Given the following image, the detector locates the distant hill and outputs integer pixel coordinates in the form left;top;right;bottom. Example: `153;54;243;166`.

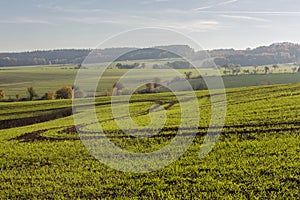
211;42;300;66
0;46;192;67
1;43;300;67
0;49;91;67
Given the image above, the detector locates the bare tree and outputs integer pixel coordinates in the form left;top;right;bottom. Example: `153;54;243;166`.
272;64;279;71
253;65;258;74
264;66;270;74
233;65;241;75
184;71;192;79
243;69;250;74
27;87;38;101
112;82;125;96
153;77;161;89
292;67;297;73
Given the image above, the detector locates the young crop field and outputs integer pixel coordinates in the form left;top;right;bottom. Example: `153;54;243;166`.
1;65;300;98
0;83;299;199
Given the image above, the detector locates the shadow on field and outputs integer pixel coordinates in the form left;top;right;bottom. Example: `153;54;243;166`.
9;128;79;142
0;108;72;129
10;119;300;143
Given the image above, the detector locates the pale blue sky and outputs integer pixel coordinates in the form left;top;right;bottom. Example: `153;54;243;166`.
1;0;300;52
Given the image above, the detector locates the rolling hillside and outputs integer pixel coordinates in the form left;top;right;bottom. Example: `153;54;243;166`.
0;84;299;198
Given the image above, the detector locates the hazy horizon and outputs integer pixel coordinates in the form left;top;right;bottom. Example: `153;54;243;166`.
0;41;299;54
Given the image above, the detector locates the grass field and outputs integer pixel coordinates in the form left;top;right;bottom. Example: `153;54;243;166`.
0;83;299;199
1;64;300;98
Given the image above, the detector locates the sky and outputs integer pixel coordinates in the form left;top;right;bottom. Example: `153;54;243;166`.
1;0;300;52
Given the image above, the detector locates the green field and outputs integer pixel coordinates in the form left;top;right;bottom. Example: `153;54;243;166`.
0;83;299;199
1;64;300;98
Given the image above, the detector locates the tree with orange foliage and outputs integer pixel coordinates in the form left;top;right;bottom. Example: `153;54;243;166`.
56;86;74;99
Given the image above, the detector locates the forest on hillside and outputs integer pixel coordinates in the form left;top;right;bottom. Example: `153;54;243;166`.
1;43;300;67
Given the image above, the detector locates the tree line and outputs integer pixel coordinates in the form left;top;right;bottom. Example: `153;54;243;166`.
221;64;300;75
2;43;300;67
0;86;85;102
212;42;300;66
0;49;90;67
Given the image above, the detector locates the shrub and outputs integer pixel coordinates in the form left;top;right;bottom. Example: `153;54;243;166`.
0;89;5;99
146;83;155;93
42;91;55;100
112;82;125;96
72;86;86;98
120;88;133;95
105;89;112;96
74;89;86;98
56;86;74;99
113;82;125;90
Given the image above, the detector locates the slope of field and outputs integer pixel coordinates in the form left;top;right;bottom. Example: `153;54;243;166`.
0;84;299;199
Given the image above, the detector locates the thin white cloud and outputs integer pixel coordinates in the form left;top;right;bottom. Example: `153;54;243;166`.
64;16;220;32
195;6;214;11
141;0;171;4
197;11;300;16
164;20;220;32
35;2;221;33
154;0;170;2
36;4;111;14
64;17;122;25
0;18;51;24
195;0;239;11
218;0;239;6
220;14;269;22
